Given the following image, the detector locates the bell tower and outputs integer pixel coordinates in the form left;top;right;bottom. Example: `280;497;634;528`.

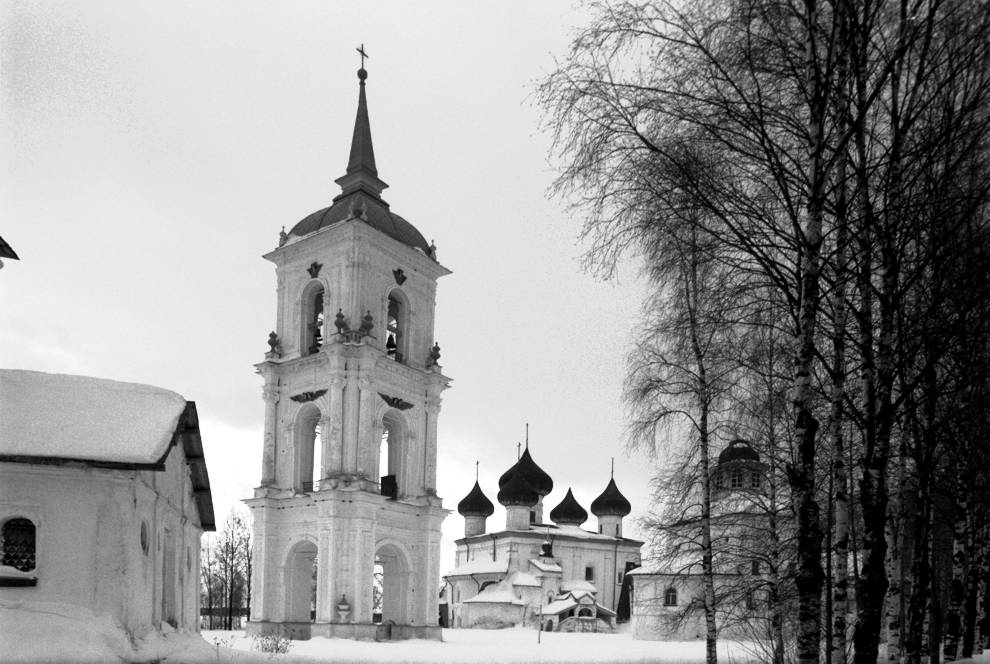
244;61;450;641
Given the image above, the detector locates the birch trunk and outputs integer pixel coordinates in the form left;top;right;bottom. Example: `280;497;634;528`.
944;474;969;661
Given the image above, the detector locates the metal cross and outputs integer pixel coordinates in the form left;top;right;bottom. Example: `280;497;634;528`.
356;44;369;68
516;442;522;460
475;460;479;481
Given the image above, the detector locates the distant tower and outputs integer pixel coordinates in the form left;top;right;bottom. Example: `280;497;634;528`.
244;61;451;641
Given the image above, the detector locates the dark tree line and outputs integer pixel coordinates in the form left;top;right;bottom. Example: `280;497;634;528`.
201;508;252;631
539;1;990;662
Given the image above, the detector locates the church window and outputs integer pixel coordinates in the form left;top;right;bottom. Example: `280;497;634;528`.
616;570;623;585
1;518;36;572
663;587;677;606
730;469;743;488
379;412;405;499
386;290;408;363
529;511;536;524
750;471;761;489
745;591;756;610
714;472;724;490
140;521;149;555
585;565;594;582
302;282;326;356
296;406;322;493
752;560;760;575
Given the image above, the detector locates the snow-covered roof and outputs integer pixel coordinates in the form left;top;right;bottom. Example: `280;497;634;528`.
0;369;215;531
561;579;597;595
457;522;643;546
507;571;541;587
528;558;562;574
0;370;187;465
444;557;509;578
463;586;523;605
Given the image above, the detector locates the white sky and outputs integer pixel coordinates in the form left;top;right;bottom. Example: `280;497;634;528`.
0;1;658;570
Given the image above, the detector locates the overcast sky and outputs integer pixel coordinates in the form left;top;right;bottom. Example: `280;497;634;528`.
0;1;657;569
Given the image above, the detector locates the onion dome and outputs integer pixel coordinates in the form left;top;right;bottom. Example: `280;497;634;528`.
498;448;553;497
550;488;588;526
457;480;495;518
590;478;632;517
497;467;539;507
718;439;760;465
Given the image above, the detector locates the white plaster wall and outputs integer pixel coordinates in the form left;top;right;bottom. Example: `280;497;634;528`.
0;445;205;638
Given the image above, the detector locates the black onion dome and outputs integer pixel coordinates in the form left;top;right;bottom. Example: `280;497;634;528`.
718;439;760;465
590;478;632;517
550;488;588;526
498;448;553;497
497;467;539;507
457;480;495;518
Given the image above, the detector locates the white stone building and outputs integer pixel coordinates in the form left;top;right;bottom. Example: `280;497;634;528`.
244;64;450;641
630;439;771;640
443;449;642;631
0;369;215;638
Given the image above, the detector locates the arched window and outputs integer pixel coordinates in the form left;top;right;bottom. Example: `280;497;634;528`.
385;290;408;363
296;406;322;492
663;587;677;606
2;518;36;572
379;412;406;499
302;282;326;356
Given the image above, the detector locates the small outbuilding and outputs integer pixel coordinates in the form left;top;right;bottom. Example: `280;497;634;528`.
0;369;215;641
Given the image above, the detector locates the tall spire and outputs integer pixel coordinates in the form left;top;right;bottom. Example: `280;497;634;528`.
334;49;388;200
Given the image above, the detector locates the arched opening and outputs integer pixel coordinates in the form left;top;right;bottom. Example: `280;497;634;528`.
302;282;326;356
385;290;408;363
372;559;384;623
296;406;322;492
578;607;593;618
374;543;411;625
479;580;497;592
378;412;405;499
285;540;318;622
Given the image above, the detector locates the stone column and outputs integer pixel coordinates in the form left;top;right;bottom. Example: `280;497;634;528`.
423;398;441;495
357;376;375;479
326;377;344;476
316;530;332;622
260;383;279;486
343;367;360;473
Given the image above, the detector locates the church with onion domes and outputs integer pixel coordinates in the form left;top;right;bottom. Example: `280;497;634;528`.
442;444;642;631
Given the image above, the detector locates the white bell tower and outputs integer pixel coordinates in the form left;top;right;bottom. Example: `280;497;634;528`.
244;60;450;641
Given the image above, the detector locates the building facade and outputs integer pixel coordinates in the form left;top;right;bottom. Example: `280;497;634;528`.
630;439;771;640
0;370;214;639
244;65;450;641
443;449;642;631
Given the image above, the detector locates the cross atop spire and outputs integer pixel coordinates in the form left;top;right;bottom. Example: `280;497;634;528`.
475;460;479;481
334;46;389;200
525;423;529;448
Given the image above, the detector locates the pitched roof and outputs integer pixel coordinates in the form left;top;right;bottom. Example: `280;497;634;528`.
444;557;509;578
0;369;215;531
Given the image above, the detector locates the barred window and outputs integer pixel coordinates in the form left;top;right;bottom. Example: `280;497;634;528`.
2;518;36;572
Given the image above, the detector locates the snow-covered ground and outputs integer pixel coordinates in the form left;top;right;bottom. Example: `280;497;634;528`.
202;627;760;663
6;601;990;664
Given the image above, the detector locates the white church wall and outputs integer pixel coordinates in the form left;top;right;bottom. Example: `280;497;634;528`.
0;442;205;638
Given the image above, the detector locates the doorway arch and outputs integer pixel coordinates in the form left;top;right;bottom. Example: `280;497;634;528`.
374;541;412;625
284;540;318;622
